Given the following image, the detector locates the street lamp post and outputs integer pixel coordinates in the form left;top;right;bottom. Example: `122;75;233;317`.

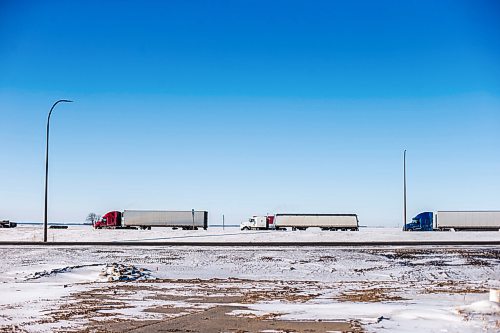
403;150;407;231
44;99;73;242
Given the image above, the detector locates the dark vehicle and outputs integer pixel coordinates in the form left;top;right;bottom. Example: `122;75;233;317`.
0;220;17;228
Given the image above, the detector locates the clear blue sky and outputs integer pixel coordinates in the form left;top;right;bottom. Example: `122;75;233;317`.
1;0;499;226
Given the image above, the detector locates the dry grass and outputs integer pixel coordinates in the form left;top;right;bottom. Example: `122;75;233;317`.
337;287;406;302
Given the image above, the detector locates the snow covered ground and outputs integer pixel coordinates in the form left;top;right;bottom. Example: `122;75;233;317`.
1;225;499;243
0;244;498;332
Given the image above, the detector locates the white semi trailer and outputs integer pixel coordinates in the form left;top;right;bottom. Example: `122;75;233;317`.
274;213;359;231
95;210;208;230
436;211;500;231
123;210;208;230
406;211;500;231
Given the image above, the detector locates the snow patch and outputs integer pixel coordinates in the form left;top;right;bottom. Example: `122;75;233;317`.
456;300;500;314
231;299;499;333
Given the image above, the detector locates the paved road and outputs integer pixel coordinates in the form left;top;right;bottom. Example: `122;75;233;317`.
1;240;500;246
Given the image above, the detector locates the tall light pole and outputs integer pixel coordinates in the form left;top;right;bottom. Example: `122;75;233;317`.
403;149;407;231
44;99;73;242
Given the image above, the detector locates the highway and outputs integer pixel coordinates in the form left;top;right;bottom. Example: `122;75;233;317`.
1;240;500;246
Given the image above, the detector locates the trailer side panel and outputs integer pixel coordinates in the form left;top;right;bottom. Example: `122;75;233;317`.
123;210;208;228
274;214;358;229
437;211;500;230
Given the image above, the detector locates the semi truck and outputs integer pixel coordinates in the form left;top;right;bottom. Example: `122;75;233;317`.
240;213;359;231
94;210;208;230
240;216;275;230
405;211;500;231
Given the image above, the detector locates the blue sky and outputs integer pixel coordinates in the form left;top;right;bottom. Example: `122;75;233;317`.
1;0;499;226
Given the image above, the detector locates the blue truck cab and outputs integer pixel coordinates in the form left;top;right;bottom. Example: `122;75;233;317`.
405;212;434;231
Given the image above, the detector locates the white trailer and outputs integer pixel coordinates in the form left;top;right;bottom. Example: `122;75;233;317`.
436;211;500;231
274;214;359;231
123;210;208;230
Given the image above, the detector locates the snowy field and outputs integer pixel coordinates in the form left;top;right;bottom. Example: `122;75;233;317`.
1;225;500;243
0;244;498;332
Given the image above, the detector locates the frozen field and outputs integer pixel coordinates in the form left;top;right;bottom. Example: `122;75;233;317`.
0;244;498;332
1;225;500;243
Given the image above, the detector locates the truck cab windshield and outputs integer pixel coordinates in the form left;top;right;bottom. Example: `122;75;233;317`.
411;219;419;225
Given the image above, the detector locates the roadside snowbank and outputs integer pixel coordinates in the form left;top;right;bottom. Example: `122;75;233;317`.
1;225;499;243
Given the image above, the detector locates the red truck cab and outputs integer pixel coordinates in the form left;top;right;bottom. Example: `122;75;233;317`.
267;215;275;226
94;211;122;229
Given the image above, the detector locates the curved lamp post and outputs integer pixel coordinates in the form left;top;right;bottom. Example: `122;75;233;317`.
44;99;73;242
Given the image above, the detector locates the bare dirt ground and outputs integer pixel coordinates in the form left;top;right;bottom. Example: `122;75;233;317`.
36;280;361;333
97;306;358;333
